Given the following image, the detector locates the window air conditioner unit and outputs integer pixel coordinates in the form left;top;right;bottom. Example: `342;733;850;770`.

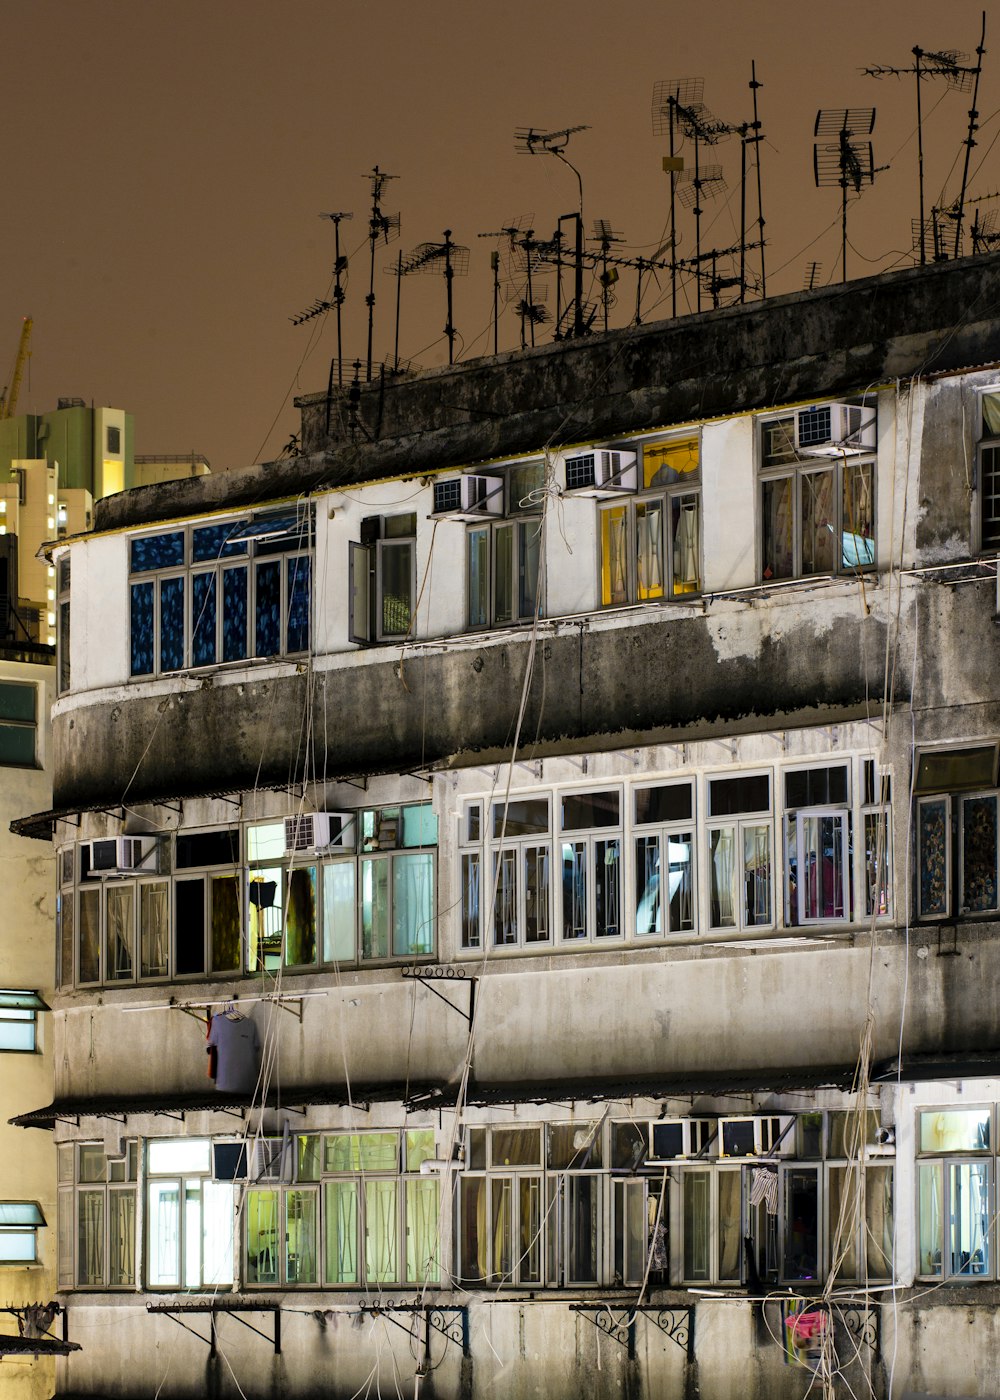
82;837;146;876
647;1117;716;1164
562;449;637;497
794;403;876;457
250;1137;286;1183
431;474;503;520
719;1115;792;1158
283;812;355;854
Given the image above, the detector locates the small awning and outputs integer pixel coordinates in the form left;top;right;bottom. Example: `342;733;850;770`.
0;991;49;1012
0;1336;81;1358
872;1050;1000;1084
227;512;310;544
0;1202;44;1226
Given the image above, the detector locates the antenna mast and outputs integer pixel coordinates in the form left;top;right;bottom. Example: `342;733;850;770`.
363;166;400;382
394;231;471;365
953;11;988;260
866;42;976;265
515;126;590;337
652;78;705;317
813;108;878;282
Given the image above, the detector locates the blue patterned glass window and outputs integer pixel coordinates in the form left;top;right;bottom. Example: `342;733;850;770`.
130;582;155;676
286;556;311;653
192;524;248;563
159;577;185;672
255;561;281;657
222;567;248;663
191;572;218;668
131;532;185;573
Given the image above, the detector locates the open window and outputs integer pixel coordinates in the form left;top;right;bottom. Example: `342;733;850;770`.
783;764;852;926
466;460;544;629
349;513;416;644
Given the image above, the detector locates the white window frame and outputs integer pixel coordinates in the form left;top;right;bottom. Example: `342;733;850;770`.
557;788;624;943
705;771;774;933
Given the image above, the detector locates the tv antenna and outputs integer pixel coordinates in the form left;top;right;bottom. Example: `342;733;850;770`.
952;12;988;263
591;219;625;332
865;44;977;265
813;109;878;282
291;212;354;390
803;261;823;291
515;126;590;337
653;83;731;312
391;230;470;367
652;77;704;317
477;217;533;354
363;166;400;382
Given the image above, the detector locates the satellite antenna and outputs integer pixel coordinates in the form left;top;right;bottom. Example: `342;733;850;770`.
363;166;400;381
865;42;977;264
392;231;470;366
591;220;624;332
813;109;877;282
652;78;704;316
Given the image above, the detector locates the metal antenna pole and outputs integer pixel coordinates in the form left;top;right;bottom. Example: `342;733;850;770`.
954;10;988;260
670;100;678;316
750;62;766;298
393;249;402;373
491;251;499;354
443;229;456;365
915;47;927;264
739;125;747;301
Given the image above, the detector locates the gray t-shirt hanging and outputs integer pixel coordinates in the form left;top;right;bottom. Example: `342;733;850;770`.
207;1014;261;1093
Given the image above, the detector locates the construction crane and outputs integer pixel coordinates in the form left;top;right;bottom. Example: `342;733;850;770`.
0;316;32;419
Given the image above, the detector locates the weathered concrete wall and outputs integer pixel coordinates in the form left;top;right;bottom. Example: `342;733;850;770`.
50;591;894;811
46;917;1000;1106
52;1289;993;1400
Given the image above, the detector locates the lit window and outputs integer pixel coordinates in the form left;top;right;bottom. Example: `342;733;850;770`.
0;1202;45;1263
0;990;47;1051
599;436;701;605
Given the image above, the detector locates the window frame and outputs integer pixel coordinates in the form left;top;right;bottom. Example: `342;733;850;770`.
758;411;877;582
0;679;37;769
145;1138;235;1290
916;1106;994;1281
915;744;1000;920
598;434;702;608
978;388;1000;551
349;513;418;645
58;1141;138;1289
0;990;47;1053
128;509;314;679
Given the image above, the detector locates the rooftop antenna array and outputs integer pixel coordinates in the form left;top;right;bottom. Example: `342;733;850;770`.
363;166;400;382
515;126;590;337
865;42;977;265
391;230;470;366
591;220;625;332
813;108;878;283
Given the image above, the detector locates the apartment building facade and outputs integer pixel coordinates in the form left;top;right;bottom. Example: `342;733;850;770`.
15;254;1000;1398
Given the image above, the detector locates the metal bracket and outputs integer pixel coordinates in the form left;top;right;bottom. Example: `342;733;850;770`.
645;1306;695;1360
402;967;475;1030
362;1303;469;1358
842;1305;880;1359
569;1304;636;1357
274;997;305;1022
146;1302;281;1356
